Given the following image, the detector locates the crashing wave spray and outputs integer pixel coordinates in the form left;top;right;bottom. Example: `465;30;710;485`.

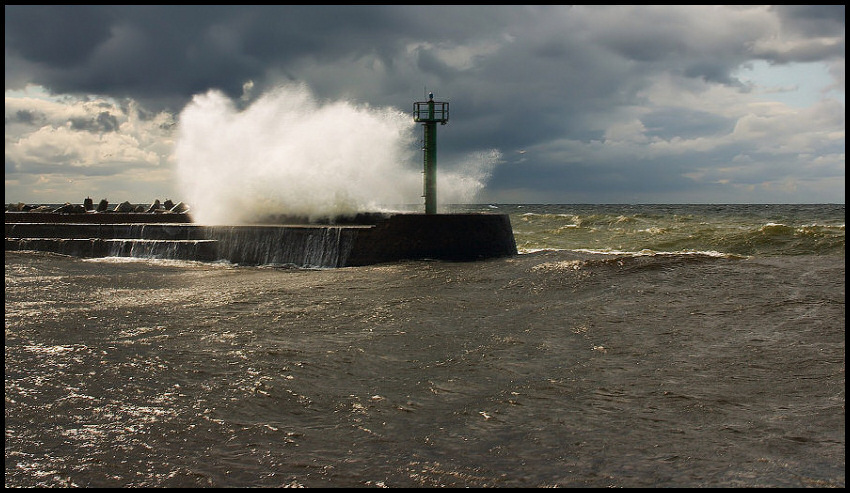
174;83;499;225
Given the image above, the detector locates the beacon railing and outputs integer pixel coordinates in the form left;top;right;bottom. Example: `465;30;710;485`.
412;101;449;124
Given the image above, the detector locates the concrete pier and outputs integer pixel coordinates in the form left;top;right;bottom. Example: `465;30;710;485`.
5;212;517;267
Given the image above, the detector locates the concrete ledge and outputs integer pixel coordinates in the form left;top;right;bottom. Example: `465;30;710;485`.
6;238;218;262
6;223;206;240
5;211;193;223
345;213;517;266
5;213;517;267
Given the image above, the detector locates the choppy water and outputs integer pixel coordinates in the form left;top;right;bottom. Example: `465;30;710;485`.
450;203;845;257
4;204;845;487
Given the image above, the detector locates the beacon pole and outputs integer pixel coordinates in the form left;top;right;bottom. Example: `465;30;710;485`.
413;92;449;214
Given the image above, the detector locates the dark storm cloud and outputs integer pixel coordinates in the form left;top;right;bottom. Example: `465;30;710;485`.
8;109;41;126
4;5;115;68
69;111;120;133
6;5;268;110
5;5;485;112
772;5;845;37
762;5;845;62
7;5;840;111
490;145;749;201
641;108;736;141
2;7;616;111
4;5;845;204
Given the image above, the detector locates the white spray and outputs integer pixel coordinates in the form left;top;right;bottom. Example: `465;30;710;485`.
174;83;499;224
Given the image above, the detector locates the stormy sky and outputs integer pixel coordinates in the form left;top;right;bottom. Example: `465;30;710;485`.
5;5;845;206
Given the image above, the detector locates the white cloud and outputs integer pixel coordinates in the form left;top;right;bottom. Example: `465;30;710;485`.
5;86;177;203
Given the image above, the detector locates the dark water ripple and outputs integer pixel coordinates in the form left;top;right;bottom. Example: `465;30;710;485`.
5;249;845;488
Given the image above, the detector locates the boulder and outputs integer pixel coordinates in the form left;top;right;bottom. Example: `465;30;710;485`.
113;201;135;212
169;201;190;213
52;203;85;213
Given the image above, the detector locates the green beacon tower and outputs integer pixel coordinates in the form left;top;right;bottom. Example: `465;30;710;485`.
413;92;449;214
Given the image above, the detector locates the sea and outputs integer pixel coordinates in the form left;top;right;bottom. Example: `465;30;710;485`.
4;203;845;488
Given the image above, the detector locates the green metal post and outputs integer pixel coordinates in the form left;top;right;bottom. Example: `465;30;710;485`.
414;92;448;215
424;97;437;214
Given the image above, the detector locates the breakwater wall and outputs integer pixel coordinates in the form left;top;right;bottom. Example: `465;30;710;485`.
5;213;517;267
